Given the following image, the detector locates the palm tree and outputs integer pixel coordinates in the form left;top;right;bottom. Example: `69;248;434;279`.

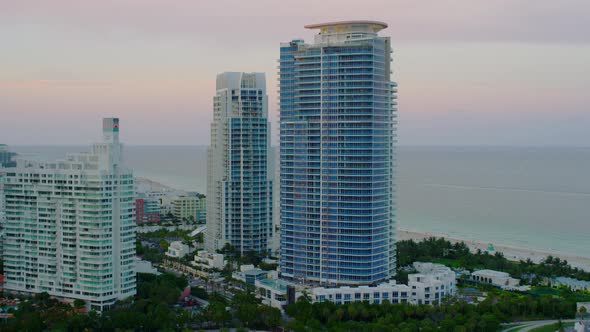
579;306;588;319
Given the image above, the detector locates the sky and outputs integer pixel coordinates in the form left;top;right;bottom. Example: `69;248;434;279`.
0;0;589;146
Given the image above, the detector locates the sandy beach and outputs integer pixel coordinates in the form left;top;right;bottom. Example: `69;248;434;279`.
398;229;590;272
133;175;590;272
135;177;186;195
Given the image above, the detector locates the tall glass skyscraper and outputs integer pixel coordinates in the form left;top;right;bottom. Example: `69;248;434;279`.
206;72;273;254
279;21;397;286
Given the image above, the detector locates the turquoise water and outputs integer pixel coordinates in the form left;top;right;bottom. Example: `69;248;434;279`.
10;145;590;257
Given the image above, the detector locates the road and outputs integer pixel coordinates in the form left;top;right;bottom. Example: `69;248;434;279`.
160;264;235;299
502;319;576;332
188;275;234;299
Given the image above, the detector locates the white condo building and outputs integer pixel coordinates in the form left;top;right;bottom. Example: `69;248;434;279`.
255;262;456;310
0;170;5;255
409;262;456;305
206;72;273;254
1;118;136;311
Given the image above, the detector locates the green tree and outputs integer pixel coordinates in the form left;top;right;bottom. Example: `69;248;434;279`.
73;298;86;309
579;305;588;318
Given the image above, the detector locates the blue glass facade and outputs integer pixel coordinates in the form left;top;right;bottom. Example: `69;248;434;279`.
224;114;272;252
279;23;397;285
206;73;273;254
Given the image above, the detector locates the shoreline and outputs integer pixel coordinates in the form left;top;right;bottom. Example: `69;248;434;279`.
132;175;590;272
398;229;590;272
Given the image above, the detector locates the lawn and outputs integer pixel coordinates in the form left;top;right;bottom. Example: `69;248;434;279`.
529;287;590;302
529;287;562;297
432;258;462;268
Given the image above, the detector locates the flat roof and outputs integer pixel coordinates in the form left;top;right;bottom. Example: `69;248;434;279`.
473;269;510;277
304;20;388;30
244;268;268;276
258;278;293;290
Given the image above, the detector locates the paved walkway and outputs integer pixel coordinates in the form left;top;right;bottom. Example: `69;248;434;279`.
502;319;576;332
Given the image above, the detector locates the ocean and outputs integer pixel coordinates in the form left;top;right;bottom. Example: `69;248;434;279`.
10;145;590;258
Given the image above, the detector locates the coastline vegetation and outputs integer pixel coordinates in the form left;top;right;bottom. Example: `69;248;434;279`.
397;237;590;282
2;237;588;331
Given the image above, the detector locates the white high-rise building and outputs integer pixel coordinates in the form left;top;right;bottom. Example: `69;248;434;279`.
1;118;136;311
0;170;5;256
206;72;273;254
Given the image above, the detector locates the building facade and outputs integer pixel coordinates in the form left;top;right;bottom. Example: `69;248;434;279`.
193;250;226;270
256;277;294;309
0;144;17;168
171;194;206;222
135;196;160;224
165;241;191;258
311;281;410;305
206;72;273;254
409;262;456;305
1;118;136;311
0;171;5;256
553;277;590;292
279;21;397;285
470;269;522;290
255;263;456;310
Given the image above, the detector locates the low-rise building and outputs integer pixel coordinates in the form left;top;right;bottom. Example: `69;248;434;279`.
471;269;521;290
193;250;226;270
409;262;456;305
166;241;191;258
135;195;160;224
256;278;297;309
311;281;411;305
254;262;457;310
239;264;256;272
233;268;269;285
554;277;590;292
172;194;206;222
191;250;225;279
135;258;161;275
159;195;175;215
575;321;590;332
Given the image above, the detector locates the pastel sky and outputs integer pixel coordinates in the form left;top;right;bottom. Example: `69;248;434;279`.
1;0;589;146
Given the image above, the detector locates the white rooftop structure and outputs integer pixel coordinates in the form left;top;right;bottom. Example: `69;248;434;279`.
255;262;457;310
190;225;207;238
193;250;226;270
555;277;590;292
471;269;524;290
166;241;191;258
409;262;456;305
256;277;299;309
311;281;411;305
135;257;160;275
